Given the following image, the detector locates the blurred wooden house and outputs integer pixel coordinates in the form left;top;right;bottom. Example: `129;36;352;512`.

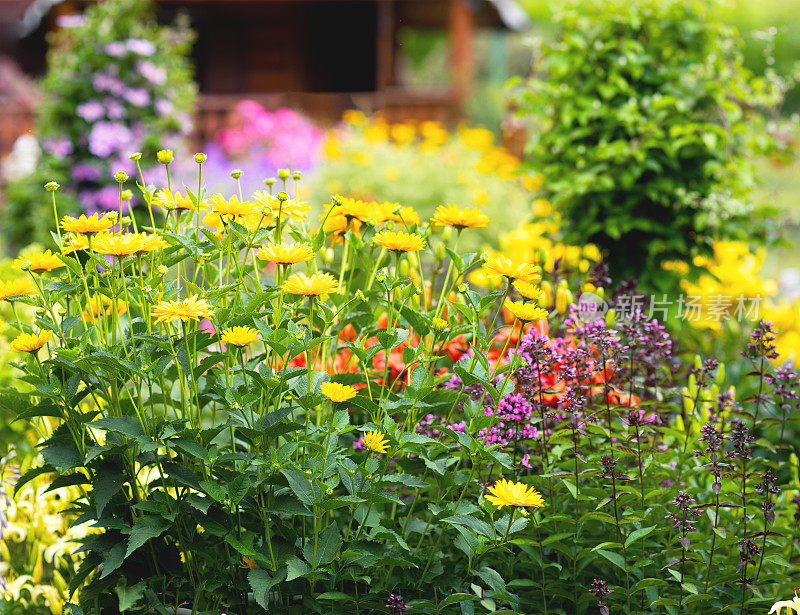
0;0;529;155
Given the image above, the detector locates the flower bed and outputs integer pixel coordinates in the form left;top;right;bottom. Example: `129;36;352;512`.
0;153;798;613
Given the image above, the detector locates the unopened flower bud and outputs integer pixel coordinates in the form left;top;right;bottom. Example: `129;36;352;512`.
156;149;174;164
435;244;446;261
58;308;66;317
355;290;366;302
129;152;142;161
157;265;168;275
261;205;273;217
44;181;60;192
295;330;306;343
442;226;453;243
605;308;616;327
277;191;288;202
114;171;128;183
291;171;303;181
194;152;207;164
376;272;387;284
18;261;31;272
431;317;447;332
399;259;409;277
121;190;133;201
331;194;343;207
278;169;290;181
458;283;468;293
120;216;132;226
231;169;243;179
105;211;119;223
264;178;276;187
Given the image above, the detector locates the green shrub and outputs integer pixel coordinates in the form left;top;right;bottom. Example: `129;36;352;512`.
515;0;787;289
1;0;195;248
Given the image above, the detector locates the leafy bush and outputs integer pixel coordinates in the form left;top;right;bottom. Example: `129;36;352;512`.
515;0;787;289
1;0;195;247
1;153;799;613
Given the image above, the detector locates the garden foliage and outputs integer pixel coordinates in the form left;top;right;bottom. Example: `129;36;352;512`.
310;111;537;247
516;0;788;288
0;153;798;614
1;0;195;247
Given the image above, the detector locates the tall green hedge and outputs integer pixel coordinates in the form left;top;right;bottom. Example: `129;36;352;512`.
516;0;787;289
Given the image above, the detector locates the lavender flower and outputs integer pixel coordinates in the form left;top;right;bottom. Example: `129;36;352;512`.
105;41;127;57
589;579;611;615
385;593;409;614
105;98;126;120
124;87;150;108
696;423;727;492
77;100;106;122
88;122;132;158
727;419;754;460
137;60;167;85
126;38;156;56
754;470;780;525
743;319;779;361
155;99;174;117
665;491;702;547
43;136;74;158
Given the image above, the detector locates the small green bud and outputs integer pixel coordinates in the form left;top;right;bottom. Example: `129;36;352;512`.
157;265;168;275
442;226;453;243
264;178;277;187
291;171;302;181
194;152;207;164
230;169;243;179
278;169;290;181
18;261;31;272
261;205;274;217
105;211;119;223
114;171;128;183
58;308;66;317
458;283;468;293
605;308;616;327
121;189;133;201
295;330;306;343
120;216;132;227
399;259;409;277
331;194;343;207
376;272;387;284
44;181;60;192
435;244;446;261
156;149;174;164
129;152;142;161
277;191;289;202
355;289;366;302
431;317;447;332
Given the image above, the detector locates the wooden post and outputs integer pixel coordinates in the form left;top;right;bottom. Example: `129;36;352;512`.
449;0;474;104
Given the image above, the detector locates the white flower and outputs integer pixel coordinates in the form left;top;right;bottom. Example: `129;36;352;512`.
769;594;800;615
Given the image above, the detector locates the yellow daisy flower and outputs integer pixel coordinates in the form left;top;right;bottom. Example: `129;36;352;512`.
484;255;540;283
373;231;426;253
91;233;149;257
252;191;311;222
281;273;339;296
61;235;90;254
363;430;389;454
505;301;548;322
0;278;38;302
485;478;544;509
13;250;64;272
10;330;53;353
514;280;544;301
153;295;215;324
320;382;357;402
220;326;260;347
256;242;314;265
82;295;127;322
151;189;202;211
61;213;113;234
210;194;259;219
430;204;489;229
